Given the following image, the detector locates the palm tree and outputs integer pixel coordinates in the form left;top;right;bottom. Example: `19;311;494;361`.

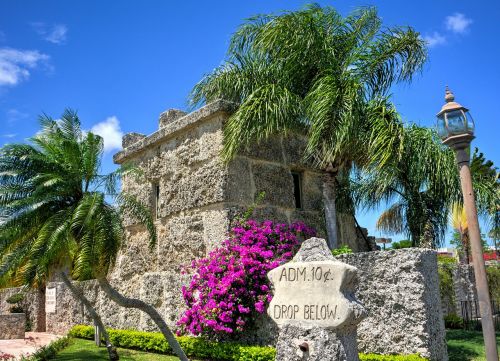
189;4;427;249
0;111;189;361
0;112;119;360
450;203;470;263
354;125;456;247
354;126;499;248
488;226;499;262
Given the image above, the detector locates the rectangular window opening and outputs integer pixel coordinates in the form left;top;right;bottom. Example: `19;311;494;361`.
291;171;303;209
153;183;160;219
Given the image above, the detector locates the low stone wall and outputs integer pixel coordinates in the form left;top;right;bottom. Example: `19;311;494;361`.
0;287;45;332
337;249;448;361
4;249;447;360
44;274;188;335
0;313;25;339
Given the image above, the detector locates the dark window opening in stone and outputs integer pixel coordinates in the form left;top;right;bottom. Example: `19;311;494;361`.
291;171;303;209
153;183;160;219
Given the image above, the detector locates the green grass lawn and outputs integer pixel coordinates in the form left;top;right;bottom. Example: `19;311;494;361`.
53;331;499;361
446;329;500;361
53;338;181;361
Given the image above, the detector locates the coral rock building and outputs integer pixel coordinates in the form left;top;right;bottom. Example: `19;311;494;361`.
111;100;373;327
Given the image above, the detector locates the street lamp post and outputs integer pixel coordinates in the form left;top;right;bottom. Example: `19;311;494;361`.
437;87;499;361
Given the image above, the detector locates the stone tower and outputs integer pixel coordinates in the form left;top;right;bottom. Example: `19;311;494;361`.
110;100;372;329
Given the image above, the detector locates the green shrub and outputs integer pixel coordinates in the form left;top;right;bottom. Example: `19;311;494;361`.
486;264;500;303
7;293;25;314
236;346;276;361
20;337;71;361
69;325;426;361
69;325;274;361
437;260;456;313
332;244;353;256
437;255;457;265
360;354;427;361
6;293;24;304
444;314;464;329
391;240;413;249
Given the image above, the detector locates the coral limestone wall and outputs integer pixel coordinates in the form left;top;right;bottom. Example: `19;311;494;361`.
338;249;448;361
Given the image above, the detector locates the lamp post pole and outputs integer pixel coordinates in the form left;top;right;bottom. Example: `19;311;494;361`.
437;88;498;361
454;143;498;361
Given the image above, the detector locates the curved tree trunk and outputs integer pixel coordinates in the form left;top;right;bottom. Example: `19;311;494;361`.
60;272;119;361
323;170;338;250
97;277;189;361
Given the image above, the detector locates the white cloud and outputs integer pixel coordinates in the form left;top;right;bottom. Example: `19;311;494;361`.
422;32;447;48
45;25;67;44
32;23;67;44
91;116;123;152
445;13;472;34
0;48;49;86
1;133;17;138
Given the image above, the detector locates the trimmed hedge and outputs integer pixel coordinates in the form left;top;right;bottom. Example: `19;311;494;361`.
69;325;275;361
69;325;427;361
360;355;427;361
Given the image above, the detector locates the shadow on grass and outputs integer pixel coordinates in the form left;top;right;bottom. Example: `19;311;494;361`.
446;329;499;361
55;350;108;361
447;344;482;361
55;348;141;361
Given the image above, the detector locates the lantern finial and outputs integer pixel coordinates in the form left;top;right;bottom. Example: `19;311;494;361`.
445;86;455;103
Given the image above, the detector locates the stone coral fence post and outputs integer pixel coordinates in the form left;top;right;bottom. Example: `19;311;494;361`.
267;237;366;361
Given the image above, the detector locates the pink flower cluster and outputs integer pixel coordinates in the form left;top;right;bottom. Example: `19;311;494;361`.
177;220;316;336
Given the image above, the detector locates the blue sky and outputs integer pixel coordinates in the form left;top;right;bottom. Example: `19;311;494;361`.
1;1;499;246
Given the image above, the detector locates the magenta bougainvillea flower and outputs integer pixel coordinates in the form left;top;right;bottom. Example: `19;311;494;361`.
177;220;316;336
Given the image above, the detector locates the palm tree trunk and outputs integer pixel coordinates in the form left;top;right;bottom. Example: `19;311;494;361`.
59;272;119;361
463;234;470;264
97;277;189;361
323;170;338;250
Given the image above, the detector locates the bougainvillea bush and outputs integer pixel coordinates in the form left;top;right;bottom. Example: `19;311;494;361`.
177;220;316;337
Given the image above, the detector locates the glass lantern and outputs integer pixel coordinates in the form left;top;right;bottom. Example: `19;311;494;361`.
436;88;475;142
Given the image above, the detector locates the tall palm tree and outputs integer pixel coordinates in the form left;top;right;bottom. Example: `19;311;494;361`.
189;4;427;249
0;111;188;361
0;112;119;359
450;203;470;263
354;125;499;248
354;125;456;247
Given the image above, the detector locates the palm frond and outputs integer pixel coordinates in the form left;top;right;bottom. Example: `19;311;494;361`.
222;84;305;160
376;201;405;234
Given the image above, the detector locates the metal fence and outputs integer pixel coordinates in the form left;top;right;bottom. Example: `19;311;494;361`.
460;300;500;331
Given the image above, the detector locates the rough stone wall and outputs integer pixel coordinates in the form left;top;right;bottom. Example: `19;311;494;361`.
337;249;448;361
40;249;448;361
45;281;91;334
453;264;477;316
231;135;368;252
0;313;25;339
0;287;45;332
104;100;369;333
43;276;189;335
110;106;231;332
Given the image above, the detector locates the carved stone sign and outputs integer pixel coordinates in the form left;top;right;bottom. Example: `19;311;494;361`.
268;261;360;329
45;287;56;314
268;238;367;360
268;238;365;330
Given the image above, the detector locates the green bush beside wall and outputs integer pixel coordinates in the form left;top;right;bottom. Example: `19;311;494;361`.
69;325;427;361
359;354;428;361
69;325;274;361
